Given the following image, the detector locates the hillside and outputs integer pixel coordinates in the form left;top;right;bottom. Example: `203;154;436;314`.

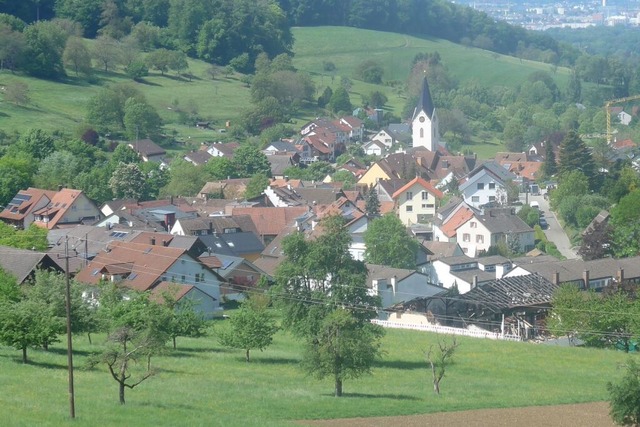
0;26;570;149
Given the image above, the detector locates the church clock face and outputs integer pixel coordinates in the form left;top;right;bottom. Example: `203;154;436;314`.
419;116;426;123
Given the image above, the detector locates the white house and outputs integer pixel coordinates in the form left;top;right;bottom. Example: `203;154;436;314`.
459;162;516;208
367;264;443;312
618;110;632;126
363;139;386;156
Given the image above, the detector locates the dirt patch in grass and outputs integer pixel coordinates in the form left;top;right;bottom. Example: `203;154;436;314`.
300;401;615;427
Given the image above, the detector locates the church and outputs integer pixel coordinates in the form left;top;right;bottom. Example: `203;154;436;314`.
411;77;440;151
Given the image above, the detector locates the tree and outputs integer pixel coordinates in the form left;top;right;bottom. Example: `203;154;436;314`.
91;286;170;404
301;308;383;397
125;59;148;80
218;294;279;362
123;97;162;140
0;222;48;251
232;145;272;178
364;213;419;269
109;162;145;200
329;87;352;113
86;84;146;133
331;170;356;189
161;159;208;197
0;268;20;304
244;173;270;199
542;141;557;178
608;359;640;426
426;336;459;394
610;190;640;258
22;20;68;78
364;187;380;218
0;155;35;207
550;170;588;211
273;215;384;395
145;48;171;75
154;286;206;350
204;156;236;181
10;128;55;160
34;150;82;190
0;298;61;363
92;35;119;72
63;36;92;76
557;131;596;190
355;60;383;84
0;24;25;71
579;219;612;261
546;284;589;345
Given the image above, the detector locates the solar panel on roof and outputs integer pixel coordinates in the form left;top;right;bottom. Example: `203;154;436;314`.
14;194;31;201
128;272;138;280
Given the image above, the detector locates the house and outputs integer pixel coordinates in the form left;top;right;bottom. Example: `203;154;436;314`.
198;178;251;200
0;187;57;229
96;203;197;232
358;152;430;188
0;246;64;284
391;176;444;226
149;281;217;314
183;149;213;166
455;208;535;257
226;206;310;245
338;116;365;141
412;77;440;151
206;142;240;158
31;188;101;230
75;240;224;317
266;154;298;179
199;253;266;298
427;254;512;293
128;139;166;163
366;264;442;312
504;255;639;291
459;162;516;208
613;107;632;126
362;140;386;156
263;140;299;155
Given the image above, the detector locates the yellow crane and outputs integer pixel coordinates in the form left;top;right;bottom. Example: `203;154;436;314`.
605;94;640;144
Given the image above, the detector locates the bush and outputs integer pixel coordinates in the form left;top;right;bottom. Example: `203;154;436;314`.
608;359;640;426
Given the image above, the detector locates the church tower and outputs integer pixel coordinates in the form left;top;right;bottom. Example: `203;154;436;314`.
411;77;439;151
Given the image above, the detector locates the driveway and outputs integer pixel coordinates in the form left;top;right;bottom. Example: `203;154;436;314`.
522;192;578;260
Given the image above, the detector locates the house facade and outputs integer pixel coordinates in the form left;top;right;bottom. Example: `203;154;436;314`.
391;176;443;226
32;188;101;230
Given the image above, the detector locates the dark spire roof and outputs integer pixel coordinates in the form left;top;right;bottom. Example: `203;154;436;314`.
413;77;435;120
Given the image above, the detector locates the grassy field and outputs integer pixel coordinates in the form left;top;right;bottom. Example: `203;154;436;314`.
0;324;629;427
0;26;571;151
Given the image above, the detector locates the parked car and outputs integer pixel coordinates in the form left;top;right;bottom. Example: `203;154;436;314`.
539;217;548;229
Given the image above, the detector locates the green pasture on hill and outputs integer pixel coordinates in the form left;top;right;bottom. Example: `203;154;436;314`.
0;325;629;426
0;26;571;146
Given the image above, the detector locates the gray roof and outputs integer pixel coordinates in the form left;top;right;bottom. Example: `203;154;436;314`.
413;77;435;120
387;123;411;135
477;209;533;234
264;141;298;153
184;150;213;165
0;246;62;284
366;264;416;288
267;154;295;176
198;232;264;257
514;256;640;284
458;274;557;311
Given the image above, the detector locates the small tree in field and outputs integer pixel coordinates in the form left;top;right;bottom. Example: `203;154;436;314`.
426;336;459;395
608;359;640;426
218;294;279;362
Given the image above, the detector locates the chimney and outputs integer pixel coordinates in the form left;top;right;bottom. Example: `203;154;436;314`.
150;237;156;245
552;271;560;286
58;185;63;191
209;221;213;234
472;275;478;289
617;268;624;283
207;247;212;256
162;239;168;247
582;270;590;290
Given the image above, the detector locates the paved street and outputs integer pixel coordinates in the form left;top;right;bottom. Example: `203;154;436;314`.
521;192;579;260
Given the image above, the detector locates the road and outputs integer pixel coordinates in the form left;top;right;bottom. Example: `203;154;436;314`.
521;192;579;260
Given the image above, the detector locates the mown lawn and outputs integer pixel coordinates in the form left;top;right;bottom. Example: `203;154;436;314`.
0;325;629;427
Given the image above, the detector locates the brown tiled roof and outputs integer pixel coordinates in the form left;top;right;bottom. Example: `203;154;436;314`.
198;255;223;269
0;187;56;222
229;206;309;236
76;241;187;292
32;188;91;229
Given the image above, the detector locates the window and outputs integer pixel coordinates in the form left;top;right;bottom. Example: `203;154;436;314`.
463;247;468;253
422;191;429;200
476;235;484;243
181;275;186;283
406;191;413;201
477;183;484;190
489;183;495;189
406;205;413;212
420;128;424;138
489;196;496;201
463;233;470;242
472;196;479;202
71;205;77;211
422;203;435;209
470;221;477;228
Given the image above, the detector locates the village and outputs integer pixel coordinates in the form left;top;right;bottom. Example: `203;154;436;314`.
1;76;636;343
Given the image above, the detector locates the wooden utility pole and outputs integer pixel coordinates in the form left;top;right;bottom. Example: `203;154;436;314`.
64;237;76;418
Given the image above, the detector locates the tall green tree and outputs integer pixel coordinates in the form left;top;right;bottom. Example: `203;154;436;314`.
22;20;68;78
364;188;381;218
63;36;92;76
543;141;557;177
329;87;352;113
123;97;162;140
610;190;640;258
364;213;418;269
273;215;383;396
608;359;640;426
232;145;272;178
109;162;146;200
557;131;596;189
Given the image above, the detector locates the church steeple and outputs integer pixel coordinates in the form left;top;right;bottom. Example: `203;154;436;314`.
411;76;439;151
413;77;435;120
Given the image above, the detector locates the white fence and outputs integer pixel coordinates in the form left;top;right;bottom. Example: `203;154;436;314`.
371;319;521;341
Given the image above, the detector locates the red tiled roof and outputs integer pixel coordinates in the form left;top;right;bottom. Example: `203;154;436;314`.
0;187;56;222
391;176;444;200
32;188;88;229
149;282;195;303
441;207;474;238
230;206;309;236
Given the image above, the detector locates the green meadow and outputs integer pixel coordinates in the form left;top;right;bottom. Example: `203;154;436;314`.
0;26;570;155
0;325;629;426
